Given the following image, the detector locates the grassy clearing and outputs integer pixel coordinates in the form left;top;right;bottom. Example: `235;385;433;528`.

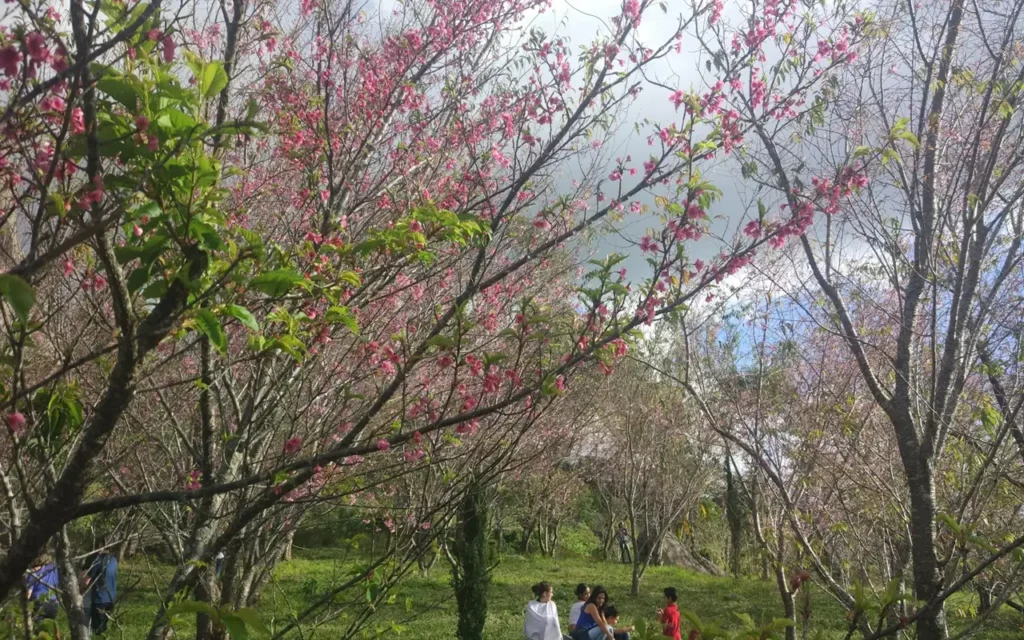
97;551;1023;638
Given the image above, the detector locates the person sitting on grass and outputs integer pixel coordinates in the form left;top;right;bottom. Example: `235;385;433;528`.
524;581;564;640
568;583;590;635
572;586;632;640
588;605;633;640
656;587;681;640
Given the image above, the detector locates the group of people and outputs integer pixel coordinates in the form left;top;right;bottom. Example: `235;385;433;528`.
524;582;682;640
23;549;119;637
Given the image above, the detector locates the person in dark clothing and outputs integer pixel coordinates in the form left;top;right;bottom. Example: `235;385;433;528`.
25;554;60;635
85;551;118;635
616;524;631;564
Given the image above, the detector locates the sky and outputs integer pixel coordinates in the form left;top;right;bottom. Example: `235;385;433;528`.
524;0;754;279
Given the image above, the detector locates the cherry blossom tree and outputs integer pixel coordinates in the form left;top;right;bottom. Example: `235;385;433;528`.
732;0;1024;636
0;0;871;635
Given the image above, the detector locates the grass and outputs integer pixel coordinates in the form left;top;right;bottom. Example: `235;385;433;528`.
94;551;1024;639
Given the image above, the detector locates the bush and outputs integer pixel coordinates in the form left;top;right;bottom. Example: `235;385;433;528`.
558;523;601;558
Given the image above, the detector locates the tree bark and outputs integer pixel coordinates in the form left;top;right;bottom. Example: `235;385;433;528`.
57;526;90;640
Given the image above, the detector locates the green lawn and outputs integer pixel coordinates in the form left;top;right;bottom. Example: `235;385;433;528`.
102;551;1023;639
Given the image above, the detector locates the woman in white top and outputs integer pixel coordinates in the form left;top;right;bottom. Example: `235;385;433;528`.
567;583;590;634
524;582;564;640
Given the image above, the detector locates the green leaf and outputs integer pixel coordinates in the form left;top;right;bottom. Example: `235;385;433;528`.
681;610;704;631
425;335;456;350
325;306;359;334
165;600;217;619
224;304;259;331
127;265;152;294
96;76;142;110
250;269;309;297
233;608;269;635
153;108;199;134
339;270;361;288
734;613;755;628
938;512;961;536
194;309;228;353
200;62;230;98
220;615;248;640
114;233;168;267
0;274;36;322
272;335;306;362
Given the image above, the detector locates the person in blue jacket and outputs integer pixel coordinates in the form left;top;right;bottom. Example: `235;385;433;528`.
25;554;59;628
85;549;118;634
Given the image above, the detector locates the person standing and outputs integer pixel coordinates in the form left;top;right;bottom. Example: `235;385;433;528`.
524;582;563;640
85;550;118;634
25;554;60;634
616;524;631;564
656;587;681;640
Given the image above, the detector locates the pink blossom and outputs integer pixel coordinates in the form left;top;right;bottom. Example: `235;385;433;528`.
377;438;390;451
147;29;162;41
135;115;150;131
743;221;761;238
161;36;175;63
608;170;622;181
670;90;685;110
41;95;65;113
709;0;724;24
5;411;26;435
283;437;302;454
71;108;85;134
0;47;21;77
50;53;68;73
25;33;49;62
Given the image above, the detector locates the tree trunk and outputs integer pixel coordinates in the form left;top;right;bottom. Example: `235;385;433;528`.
772;531;796;640
283;529;295;561
194;568;216;640
602;519;615;561
57;526;90;640
520;520;534;554
900;438;947;639
453;481;491;640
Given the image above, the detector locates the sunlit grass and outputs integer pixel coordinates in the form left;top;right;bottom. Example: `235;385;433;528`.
93;552;1024;639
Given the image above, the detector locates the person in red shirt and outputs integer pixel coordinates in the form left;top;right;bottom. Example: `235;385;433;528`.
656;587;682;640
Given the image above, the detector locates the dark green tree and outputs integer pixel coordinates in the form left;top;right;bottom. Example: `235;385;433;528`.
452;481;491;640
